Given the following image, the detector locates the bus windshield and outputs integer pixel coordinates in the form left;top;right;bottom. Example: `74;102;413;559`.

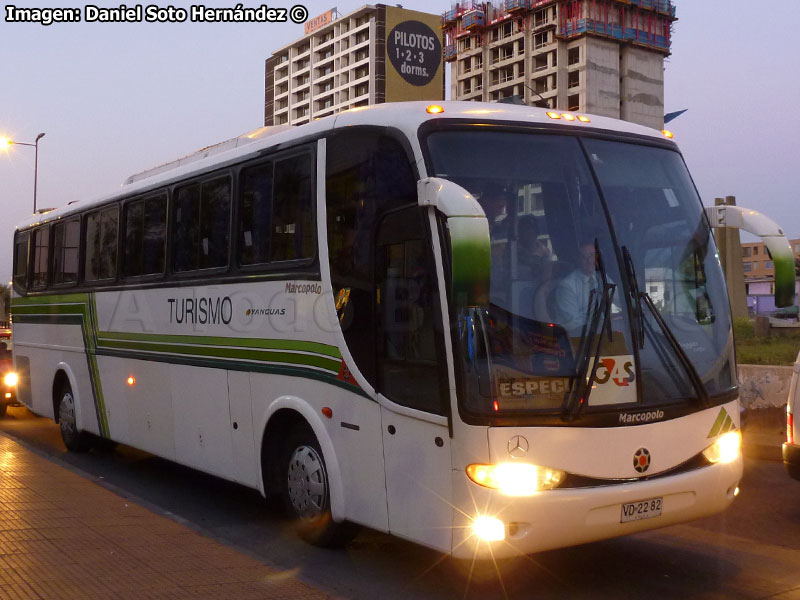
425;128;735;421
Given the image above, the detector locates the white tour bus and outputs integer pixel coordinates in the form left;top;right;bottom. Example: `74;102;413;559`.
10;102;796;559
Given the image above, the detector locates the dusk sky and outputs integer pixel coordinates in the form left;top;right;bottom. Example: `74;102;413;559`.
2;1;799;280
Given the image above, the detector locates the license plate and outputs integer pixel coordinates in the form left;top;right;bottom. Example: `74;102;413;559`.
620;497;663;523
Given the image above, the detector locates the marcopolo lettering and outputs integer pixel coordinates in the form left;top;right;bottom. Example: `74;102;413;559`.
285;282;322;294
168;297;233;325
618;410;665;424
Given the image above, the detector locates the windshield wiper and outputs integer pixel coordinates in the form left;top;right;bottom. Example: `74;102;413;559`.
622;247;645;349
621;246;710;407
563;282;616;420
563;240;616;420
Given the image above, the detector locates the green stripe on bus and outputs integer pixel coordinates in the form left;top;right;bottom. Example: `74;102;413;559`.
12;303;88;315
97;347;368;398
95;331;341;359
87;294;110;436
12;293;90;306
97;338;341;372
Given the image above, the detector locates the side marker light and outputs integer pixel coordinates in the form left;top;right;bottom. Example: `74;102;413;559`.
127;376;136;386
426;105;445;114
662;129;674;139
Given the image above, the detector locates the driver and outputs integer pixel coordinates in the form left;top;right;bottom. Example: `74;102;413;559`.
555;241;602;337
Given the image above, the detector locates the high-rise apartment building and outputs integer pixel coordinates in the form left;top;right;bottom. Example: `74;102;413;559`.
443;0;676;130
265;5;444;127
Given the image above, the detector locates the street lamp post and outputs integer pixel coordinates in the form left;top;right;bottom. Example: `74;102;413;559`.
2;133;46;213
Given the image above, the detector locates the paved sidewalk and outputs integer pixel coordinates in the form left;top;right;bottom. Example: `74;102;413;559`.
0;434;328;600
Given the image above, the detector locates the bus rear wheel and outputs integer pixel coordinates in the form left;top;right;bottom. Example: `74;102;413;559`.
280;425;357;547
58;383;90;452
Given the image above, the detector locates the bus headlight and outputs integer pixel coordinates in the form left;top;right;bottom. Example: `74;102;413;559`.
466;463;565;495
702;431;741;464
3;372;17;387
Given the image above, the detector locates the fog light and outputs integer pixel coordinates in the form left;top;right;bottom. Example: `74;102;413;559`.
3;372;17;387
702;430;741;464
472;516;505;542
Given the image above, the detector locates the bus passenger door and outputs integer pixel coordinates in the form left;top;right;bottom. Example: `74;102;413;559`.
376;207;453;553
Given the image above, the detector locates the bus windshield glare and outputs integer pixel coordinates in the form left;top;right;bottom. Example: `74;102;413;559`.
425;129;736;421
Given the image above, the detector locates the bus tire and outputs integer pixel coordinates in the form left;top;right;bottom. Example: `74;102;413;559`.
58;383;90;453
280;424;357;547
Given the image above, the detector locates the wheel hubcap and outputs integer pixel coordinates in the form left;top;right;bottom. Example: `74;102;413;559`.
287;445;327;519
60;392;77;437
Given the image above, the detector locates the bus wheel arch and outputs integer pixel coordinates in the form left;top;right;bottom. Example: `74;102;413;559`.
52;369;71;423
52;367;90;452
260;405;355;546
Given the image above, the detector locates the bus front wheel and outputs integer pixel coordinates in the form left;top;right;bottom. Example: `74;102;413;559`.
280;425;357;547
58;383;90;452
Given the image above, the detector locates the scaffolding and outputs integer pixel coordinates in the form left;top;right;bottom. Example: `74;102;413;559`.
441;0;675;62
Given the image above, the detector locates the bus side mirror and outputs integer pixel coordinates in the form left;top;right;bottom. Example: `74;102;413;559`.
705;205;796;308
418;178;490;308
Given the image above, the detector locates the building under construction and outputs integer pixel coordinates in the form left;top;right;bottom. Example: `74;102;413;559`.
442;0;676;130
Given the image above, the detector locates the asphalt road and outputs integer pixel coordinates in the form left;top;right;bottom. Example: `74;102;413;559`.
1;404;799;600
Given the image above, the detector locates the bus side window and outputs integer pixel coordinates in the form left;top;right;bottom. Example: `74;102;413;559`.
85;206;119;282
239;162;274;265
273;154;314;261
13;233;30;293
124;193;167;277
31;226;50;289
53;219;80;285
173;177;231;272
200;178;231;270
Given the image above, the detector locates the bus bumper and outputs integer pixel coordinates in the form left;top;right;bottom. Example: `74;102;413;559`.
450;458;742;559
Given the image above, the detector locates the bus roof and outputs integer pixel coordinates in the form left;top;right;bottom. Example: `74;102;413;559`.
14;101;671;231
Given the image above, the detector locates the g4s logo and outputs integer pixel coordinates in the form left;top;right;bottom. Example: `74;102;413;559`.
595;358;635;387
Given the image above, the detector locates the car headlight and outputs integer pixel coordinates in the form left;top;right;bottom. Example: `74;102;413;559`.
702;430;741;464
3;372;17;387
466;462;565;495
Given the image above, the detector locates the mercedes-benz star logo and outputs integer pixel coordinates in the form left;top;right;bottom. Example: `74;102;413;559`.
507;435;529;458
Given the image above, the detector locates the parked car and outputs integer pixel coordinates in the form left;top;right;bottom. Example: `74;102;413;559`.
784;350;800;480
773;306;799;322
0;330;16;417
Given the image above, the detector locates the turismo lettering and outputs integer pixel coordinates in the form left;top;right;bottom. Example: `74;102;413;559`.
168;297;232;325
